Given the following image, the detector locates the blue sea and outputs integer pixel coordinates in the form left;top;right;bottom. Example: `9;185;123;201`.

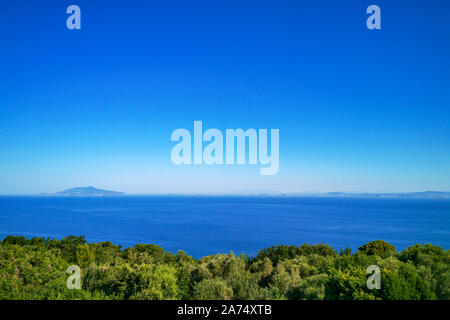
0;196;449;258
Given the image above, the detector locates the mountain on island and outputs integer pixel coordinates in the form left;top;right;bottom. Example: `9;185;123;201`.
45;186;125;197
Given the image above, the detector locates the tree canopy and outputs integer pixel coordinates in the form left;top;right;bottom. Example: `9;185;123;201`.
0;236;448;300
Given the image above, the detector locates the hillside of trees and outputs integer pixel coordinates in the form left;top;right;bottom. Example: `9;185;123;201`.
0;235;448;300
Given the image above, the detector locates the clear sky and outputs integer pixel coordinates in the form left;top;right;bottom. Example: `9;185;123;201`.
0;0;449;194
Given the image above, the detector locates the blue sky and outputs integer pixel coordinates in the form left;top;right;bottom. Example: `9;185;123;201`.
0;0;449;194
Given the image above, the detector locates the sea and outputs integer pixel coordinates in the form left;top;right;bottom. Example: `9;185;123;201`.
0;196;449;258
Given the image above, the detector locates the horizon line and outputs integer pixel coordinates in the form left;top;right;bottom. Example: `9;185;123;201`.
1;190;450;197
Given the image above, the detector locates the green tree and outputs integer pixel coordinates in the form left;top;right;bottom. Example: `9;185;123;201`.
193;278;233;300
358;240;396;258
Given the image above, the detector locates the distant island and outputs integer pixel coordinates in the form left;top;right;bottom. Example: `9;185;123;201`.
36;188;450;199
41;186;125;197
281;191;450;199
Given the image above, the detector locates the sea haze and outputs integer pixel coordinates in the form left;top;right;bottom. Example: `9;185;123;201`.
0;196;449;258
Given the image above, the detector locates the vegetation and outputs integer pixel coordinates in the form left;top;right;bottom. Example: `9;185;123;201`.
0;236;448;300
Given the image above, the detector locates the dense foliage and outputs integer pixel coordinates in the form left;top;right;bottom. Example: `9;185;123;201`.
0;236;448;300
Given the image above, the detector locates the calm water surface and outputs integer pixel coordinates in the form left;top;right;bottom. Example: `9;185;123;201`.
0;196;449;258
